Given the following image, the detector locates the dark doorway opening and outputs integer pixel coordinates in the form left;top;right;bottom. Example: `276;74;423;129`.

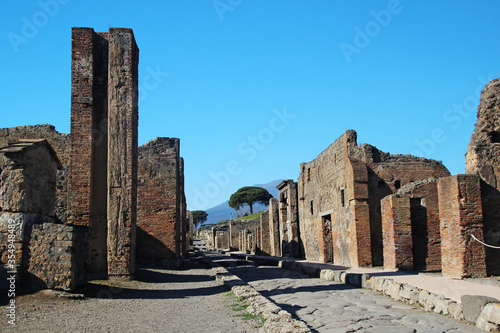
322;214;333;263
410;198;428;271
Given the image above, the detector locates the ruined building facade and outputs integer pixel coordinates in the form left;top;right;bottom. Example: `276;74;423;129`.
0;27;189;291
298;130;450;268
205;78;500;280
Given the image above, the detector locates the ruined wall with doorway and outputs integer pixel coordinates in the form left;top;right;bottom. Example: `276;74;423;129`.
298;130;449;268
277;180;301;258
226;219;260;252
381;178;442;271
298;131;362;265
362;150;450;266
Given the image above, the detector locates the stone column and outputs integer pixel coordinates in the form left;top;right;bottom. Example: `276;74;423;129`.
107;28;139;277
69;27;108;274
268;198;280;256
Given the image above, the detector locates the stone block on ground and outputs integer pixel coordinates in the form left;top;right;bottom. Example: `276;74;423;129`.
320;269;335;281
476;303;500;332
462;295;500;323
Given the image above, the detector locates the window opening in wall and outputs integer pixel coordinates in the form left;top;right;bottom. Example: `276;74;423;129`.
489;131;500;143
395;180;401;190
310;201;314;215
340;189;345;207
378;180;385;189
307;168;311;181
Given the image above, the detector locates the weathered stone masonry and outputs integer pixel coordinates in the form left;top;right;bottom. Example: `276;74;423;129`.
277;180;301;258
69;27;139;278
0;27;190;291
297;130;450;268
0;125;69;222
0;140;88;291
465;78;500;276
137;137;187;262
382;178;442;272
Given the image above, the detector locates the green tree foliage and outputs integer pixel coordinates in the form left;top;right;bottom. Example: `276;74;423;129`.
228;186;273;215
192;210;208;228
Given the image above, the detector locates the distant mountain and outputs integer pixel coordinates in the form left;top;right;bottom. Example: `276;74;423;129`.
204;179;284;225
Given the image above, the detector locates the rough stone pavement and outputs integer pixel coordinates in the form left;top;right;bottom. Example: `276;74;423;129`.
227;264;481;333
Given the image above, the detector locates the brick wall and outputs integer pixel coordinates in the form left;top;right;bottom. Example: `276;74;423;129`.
382;179;443;272
381;195;412;270
69;27;109;274
366;162;450;266
137;138;184;261
299;131;372;266
465;79;500;276
69;27;139;277
298;130;449;268
438;175;486;278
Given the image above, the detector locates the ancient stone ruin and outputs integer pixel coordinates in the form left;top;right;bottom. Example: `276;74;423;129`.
0;140;88;290
0;27;189;292
137;137;188;267
69;27;139;278
203;78;500;280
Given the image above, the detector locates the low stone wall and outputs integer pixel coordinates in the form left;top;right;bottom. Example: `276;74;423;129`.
0;214;89;292
26;223;89;290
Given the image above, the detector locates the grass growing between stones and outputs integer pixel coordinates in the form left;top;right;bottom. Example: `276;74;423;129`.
225;292;265;328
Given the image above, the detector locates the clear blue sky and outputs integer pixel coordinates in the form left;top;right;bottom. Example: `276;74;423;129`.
1;1;500;210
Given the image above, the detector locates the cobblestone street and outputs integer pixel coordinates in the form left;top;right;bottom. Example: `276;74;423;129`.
227;264;480;333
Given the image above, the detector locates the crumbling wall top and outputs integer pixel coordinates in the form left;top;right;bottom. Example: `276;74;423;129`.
139;137;180;158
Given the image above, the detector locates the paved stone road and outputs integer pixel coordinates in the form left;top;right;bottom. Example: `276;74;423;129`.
227;265;481;333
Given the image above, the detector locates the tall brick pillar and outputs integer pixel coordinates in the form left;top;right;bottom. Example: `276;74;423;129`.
381;195;413;270
438;175;486;278
69;27;109;274
107;28;139;277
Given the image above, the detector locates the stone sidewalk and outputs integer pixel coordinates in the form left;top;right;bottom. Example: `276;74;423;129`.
227;264;481;333
223;251;500;331
229;252;500;303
